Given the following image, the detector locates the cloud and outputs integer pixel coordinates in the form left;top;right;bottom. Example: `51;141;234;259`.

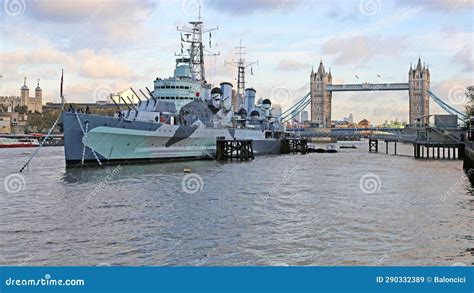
27;0;156;22
64;80;134;103
2;46;136;79
395;0;474;11
2;47;76;71
322;36;406;65
452;45;474;73
77;50;135;79
431;78;474;108
206;0;299;15
26;0;157;42
274;59;306;71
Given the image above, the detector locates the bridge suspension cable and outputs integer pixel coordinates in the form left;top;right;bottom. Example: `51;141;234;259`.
276;92;310;121
428;90;468;121
279;96;311;122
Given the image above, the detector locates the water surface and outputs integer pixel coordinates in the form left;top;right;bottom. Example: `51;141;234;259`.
0;143;472;266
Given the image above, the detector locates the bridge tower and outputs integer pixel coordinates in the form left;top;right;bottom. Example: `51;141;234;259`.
408;58;430;125
310;60;332;128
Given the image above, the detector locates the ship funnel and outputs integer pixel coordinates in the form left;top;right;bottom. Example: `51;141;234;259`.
220;82;233;110
245;88;256;114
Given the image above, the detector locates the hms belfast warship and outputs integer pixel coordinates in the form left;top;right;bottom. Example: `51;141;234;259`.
61;18;283;166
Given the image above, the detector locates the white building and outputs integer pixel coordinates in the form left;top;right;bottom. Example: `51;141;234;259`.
343;113;353;124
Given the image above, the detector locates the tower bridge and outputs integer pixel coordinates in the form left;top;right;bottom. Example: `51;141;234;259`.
310;58;430;128
276;58;467;128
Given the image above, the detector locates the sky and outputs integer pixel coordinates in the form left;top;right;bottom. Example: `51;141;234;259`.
0;0;473;124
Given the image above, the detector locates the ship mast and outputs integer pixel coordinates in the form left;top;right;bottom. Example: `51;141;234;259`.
176;8;218;84
225;40;258;110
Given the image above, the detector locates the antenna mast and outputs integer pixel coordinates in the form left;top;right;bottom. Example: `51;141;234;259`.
176;7;218;84
60;69;64;111
225;40;258;110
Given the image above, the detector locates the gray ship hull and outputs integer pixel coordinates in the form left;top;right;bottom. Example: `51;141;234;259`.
62;112;280;166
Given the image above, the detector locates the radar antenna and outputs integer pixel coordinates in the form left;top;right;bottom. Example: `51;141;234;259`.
176;10;218;84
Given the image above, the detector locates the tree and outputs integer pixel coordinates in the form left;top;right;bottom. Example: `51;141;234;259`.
27;111;60;133
467;91;473;117
14;105;28;114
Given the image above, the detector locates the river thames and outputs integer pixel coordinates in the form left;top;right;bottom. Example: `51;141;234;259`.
0;143;472;266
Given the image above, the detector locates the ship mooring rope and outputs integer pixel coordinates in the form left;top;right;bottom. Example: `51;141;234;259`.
75;112;103;167
81;121;89;165
19;113;62;173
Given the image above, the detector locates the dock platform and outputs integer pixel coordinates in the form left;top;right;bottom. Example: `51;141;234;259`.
280;138;308;154
413;142;465;159
216;138;254;161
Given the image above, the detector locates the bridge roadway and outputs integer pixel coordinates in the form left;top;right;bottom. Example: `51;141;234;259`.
326;83;410;92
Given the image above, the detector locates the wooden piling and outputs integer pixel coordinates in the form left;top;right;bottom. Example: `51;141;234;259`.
413;142;465;160
281;138;308;155
216;138;254;161
369;139;378;153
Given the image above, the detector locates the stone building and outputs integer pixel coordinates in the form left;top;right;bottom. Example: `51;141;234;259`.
0;112;28;134
310;60;332;128
0;77;43;113
408;58;430;125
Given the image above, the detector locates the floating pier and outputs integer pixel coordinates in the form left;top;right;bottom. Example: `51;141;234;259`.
280;138;308;154
216;138;254;161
